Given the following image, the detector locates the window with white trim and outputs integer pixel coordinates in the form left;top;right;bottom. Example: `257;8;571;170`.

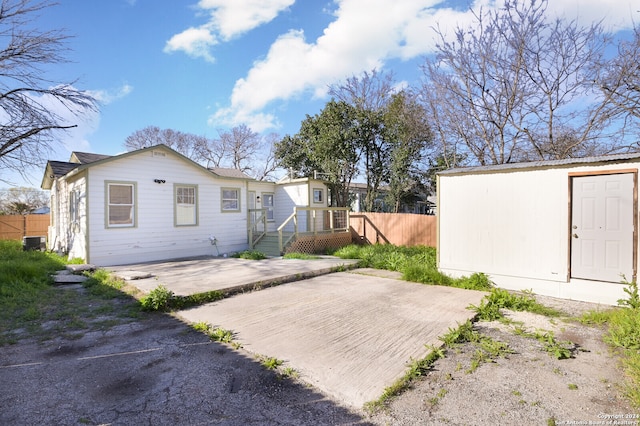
107;183;135;227
221;188;240;212
175;184;197;226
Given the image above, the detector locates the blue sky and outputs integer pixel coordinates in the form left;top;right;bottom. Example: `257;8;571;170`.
5;0;638;187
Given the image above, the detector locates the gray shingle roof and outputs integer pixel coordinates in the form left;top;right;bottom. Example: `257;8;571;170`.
48;161;80;177
71;152;112;164
209;167;252;179
438;152;640;176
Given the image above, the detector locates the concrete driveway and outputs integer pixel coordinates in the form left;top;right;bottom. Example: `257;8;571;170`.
110;258;486;408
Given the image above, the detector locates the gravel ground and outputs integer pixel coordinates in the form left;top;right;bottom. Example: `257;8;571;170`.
366;295;639;425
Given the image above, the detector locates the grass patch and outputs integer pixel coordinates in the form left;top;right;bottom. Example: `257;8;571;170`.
333;244;493;291
573;280;640;408
232;250;267;260
604;299;640;408
0;241;140;345
469;288;563;321
140;285;224;311
283;252;321;260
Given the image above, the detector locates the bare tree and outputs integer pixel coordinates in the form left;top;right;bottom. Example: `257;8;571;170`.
0;0;97;181
422;0;615;166
596;25;640;145
0;186;48;214
252;132;280;181
124;125;210;161
218;124;259;172
200;124;280;181
128;124;280;181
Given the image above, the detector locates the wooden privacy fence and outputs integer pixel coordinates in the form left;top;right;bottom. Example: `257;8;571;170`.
0;214;50;240
350;212;437;247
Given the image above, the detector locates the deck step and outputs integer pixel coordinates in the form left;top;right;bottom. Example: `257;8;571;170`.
252;234;292;257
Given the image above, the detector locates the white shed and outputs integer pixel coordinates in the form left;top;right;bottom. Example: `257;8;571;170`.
437;153;640;305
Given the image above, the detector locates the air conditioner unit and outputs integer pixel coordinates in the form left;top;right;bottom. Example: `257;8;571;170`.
23;236;46;251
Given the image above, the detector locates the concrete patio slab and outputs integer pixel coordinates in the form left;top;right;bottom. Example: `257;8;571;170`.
177;272;486;408
108;256;359;296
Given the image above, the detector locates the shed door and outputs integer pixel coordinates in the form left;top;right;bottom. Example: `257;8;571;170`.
570;173;635;282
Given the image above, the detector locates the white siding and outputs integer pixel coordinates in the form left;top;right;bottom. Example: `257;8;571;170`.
438;162;638;305
86;150;249;265
309;182;328;231
274;180;327;232
248;181;278;232
275;183;305;232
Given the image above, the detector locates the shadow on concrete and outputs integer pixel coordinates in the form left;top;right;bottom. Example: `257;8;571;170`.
0;283;371;425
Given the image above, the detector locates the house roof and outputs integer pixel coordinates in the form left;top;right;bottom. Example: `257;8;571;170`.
48;160;81;177
209;167;252;180
41;160;82;189
70;152;112;164
41;144;254;189
438;152;640;176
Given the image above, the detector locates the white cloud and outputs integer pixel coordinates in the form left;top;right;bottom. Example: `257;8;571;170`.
87;84;133;106
210;0;638;131
164;0;294;62
198;0;295;40
164;27;217;62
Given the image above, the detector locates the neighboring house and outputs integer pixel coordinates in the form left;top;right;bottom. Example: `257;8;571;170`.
349;183;435;214
437;153;640;305
41;144;336;266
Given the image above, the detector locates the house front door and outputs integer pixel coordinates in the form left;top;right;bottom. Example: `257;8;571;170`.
570;173;636;283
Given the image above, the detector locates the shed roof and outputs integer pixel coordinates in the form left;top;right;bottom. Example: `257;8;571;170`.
438;152;640;176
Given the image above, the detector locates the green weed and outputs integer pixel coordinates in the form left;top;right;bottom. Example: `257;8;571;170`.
232;250;267;260
209;327;234;343
367;320;511;411
365;345;445;412
140;285;174;311
618;278;640;309
283;252;321;260
577;309;614;326
259;356;284;370
469;288;563;321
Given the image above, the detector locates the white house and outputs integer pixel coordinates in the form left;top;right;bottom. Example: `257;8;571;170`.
437;153;640;305
41;144;337;266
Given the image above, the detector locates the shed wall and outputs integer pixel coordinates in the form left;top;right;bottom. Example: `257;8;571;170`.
438;162;639;305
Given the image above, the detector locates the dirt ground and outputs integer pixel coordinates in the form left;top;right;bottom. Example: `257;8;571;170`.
1;282;638;425
368;295;639;425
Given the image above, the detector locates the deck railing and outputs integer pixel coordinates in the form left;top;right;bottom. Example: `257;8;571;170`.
277;206;350;253
249;206;350;253
247;208;268;247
